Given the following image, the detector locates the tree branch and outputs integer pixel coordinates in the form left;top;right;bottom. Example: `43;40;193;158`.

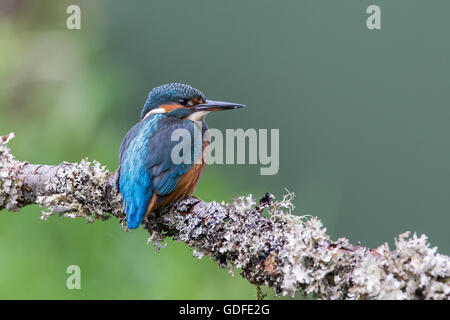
1;132;449;300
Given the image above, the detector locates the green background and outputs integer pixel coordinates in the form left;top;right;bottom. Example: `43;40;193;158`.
0;0;449;299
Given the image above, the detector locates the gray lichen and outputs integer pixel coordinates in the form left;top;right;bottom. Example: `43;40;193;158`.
1;133;123;221
0;133;23;211
0;132;449;299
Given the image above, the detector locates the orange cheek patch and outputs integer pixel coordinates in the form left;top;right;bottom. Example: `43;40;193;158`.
160;104;186;112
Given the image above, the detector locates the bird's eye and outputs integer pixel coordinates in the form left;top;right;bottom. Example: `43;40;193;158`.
178;99;188;106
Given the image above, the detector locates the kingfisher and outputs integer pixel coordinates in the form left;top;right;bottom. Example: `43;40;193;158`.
116;83;245;229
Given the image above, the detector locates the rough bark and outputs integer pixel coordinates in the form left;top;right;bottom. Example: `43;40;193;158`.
0;132;449;299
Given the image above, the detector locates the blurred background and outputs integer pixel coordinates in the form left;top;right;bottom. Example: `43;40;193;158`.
0;0;449;299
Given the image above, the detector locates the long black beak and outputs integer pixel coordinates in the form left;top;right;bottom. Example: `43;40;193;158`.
192;100;245;112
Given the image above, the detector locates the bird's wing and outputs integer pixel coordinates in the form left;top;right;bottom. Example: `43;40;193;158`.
117;115;203;229
117;117;157;229
115;119;141;193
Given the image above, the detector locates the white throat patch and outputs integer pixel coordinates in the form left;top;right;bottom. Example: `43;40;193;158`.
185;111;210;121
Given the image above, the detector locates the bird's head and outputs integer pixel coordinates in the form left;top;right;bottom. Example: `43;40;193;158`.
140;83;244;121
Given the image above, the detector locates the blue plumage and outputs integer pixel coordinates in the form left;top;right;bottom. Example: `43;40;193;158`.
117;114;159;228
117;115;202;228
116;83;244;229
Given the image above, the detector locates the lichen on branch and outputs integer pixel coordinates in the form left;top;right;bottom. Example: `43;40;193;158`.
0;132;449;299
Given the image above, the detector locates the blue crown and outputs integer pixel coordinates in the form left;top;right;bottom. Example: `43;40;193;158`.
140;83;206;119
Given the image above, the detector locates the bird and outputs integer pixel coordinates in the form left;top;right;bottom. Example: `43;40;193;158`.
116;83;245;229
